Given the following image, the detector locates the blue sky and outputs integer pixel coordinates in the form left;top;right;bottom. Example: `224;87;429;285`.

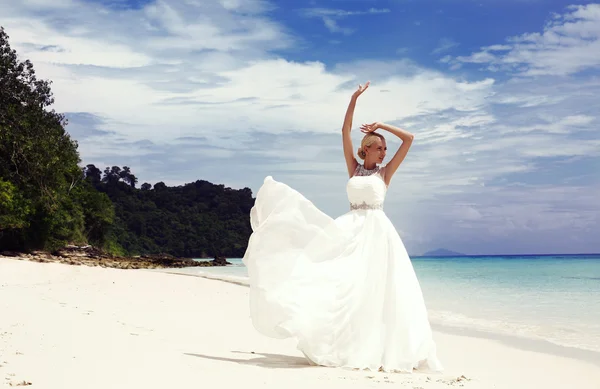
1;0;599;255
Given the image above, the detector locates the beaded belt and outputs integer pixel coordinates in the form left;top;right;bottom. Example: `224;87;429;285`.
350;201;383;211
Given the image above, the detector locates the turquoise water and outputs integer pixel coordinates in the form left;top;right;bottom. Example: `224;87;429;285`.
179;255;600;353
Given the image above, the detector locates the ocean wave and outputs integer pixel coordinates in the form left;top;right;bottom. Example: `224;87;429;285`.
428;310;600;354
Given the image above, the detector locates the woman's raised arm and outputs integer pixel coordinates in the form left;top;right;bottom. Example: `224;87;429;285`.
342;81;370;177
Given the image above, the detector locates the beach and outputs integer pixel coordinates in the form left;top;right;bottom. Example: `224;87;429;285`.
1;258;599;389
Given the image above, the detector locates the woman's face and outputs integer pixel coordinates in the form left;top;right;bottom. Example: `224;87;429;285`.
366;137;387;164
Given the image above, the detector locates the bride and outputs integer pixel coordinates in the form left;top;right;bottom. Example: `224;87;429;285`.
242;81;442;373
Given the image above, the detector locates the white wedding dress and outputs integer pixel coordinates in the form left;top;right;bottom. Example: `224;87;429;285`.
242;164;442;373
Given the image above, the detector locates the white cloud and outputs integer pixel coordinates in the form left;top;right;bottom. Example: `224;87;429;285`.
492;114;597;135
298;7;390;35
3;18;151;68
449;3;600;76
491;93;566;108
431;38;459;55
218;0;273;13
299;7;391;18
1;0;496;143
19;0;76;10
322;18;354;35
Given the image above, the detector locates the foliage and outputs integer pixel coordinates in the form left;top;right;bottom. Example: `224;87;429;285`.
0;179;31;230
84;164;254;258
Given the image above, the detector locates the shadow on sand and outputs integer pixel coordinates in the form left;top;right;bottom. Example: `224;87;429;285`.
184;350;313;369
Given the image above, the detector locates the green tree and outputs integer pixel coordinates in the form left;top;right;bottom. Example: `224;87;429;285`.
0;179;31;230
86;164;255;258
0;26;115;251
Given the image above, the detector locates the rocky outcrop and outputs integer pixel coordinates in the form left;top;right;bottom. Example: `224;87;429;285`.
211;255;231;266
0;246;227;270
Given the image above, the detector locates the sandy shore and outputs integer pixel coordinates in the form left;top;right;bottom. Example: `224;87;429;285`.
1;258;599;389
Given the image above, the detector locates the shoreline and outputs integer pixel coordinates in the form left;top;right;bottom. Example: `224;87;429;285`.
431;323;600;368
2;258;600;389
160;267;600;367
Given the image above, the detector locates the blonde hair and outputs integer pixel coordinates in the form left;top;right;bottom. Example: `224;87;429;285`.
357;132;385;160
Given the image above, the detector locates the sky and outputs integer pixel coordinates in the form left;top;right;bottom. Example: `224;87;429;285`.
1;0;599;255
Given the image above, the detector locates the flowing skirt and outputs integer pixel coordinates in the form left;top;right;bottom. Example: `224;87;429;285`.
242;176;442;373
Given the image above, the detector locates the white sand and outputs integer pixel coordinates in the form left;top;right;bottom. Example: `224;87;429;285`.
1;258;599;389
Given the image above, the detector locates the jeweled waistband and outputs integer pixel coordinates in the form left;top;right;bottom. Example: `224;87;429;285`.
350;201;383;211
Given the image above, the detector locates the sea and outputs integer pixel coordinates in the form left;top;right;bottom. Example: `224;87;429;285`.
166;254;600;358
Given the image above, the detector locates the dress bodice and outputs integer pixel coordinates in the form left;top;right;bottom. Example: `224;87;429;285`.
346;164;387;211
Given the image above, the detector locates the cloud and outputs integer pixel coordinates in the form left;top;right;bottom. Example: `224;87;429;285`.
491;114;596;135
299;7;391;18
447;4;600;76
64;112;118;139
298;7;390;35
322;18;354;35
420;183;600;255
431;38;459;55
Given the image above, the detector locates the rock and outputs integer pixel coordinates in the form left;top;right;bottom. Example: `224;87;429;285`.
30;250;52;259
211;255;231;266
2;245;234;270
1;251;22;257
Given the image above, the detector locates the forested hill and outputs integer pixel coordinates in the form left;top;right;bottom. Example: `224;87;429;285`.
0;26;253;258
84;165;255;258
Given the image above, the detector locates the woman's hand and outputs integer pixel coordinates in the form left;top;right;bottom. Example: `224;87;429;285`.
360;122;380;134
352;81;370;99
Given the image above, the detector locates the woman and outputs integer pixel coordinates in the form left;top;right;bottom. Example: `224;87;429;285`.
242;82;442;373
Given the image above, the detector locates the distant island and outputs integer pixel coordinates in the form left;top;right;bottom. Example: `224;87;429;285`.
422;248;465;257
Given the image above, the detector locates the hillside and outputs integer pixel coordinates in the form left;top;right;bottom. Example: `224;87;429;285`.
422;248;465;257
